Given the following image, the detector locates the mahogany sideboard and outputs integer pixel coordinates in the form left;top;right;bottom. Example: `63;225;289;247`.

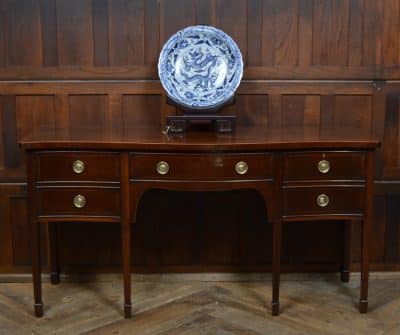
20;127;380;318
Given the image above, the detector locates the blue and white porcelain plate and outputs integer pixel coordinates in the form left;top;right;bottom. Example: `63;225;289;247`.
158;25;243;111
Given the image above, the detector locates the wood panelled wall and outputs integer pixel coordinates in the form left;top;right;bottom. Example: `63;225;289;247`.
1;0;400;273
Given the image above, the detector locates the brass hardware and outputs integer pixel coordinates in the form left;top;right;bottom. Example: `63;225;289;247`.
317;194;329;207
72;160;85;174
73;194;86;208
318;159;330;174
156;161;169;175
235;161;248;175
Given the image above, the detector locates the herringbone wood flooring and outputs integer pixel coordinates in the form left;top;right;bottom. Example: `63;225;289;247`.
1;273;400;335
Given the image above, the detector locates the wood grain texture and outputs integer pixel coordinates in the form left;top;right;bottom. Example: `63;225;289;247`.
1;0;400;275
56;0;94;66
6;0;42;66
1;274;400;334
0;0;398;79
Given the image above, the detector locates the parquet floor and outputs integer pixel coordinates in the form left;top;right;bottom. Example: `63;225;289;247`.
1;273;400;335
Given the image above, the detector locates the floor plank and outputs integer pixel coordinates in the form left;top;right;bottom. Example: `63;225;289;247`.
0;273;399;335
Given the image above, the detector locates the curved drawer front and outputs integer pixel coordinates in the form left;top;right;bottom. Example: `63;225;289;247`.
283;186;364;217
283;152;365;182
37;187;120;217
130;153;273;180
37;152;120;182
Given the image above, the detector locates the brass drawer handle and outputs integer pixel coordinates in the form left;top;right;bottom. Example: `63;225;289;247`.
73;194;86;208
317;194;329;207
318;159;330;174
235;161;248;175
72;160;85;174
156;161;169;175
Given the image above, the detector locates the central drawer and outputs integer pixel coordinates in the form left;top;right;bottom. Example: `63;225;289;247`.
130;153;273;180
36;187;120;217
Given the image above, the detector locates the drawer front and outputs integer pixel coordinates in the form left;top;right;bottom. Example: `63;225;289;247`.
283;186;364;217
37;188;120;217
283;152;365;181
131;153;273;180
37;152;120;181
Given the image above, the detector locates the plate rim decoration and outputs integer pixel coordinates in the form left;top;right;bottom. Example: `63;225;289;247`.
158;25;244;111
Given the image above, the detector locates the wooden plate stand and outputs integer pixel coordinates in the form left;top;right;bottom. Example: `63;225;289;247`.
166;96;237;134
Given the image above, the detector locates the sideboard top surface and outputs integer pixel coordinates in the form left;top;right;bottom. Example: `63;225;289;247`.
20;126;380;151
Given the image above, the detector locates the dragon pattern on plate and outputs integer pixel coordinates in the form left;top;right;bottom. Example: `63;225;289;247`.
158;26;243;111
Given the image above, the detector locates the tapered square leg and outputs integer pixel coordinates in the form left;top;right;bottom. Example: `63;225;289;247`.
34;303;43;317
271;302;280;316
359;299;368;313
124;303;132;318
121;153;132;319
32;219;43;317
359;151;373;314
272;220;282;316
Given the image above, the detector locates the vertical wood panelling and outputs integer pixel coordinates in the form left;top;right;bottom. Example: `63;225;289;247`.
247;0;263;66
160;0;196;45
144;0;160;66
108;0;144;66
6;0;42;66
363;0;384;65
382;0;400;66
54;94;69;137
281;95;305;136
10;196;31;265
123;95;161;129
16;96;56;139
383;93;400;179
298;0;313;66
371;196;386;263
333;95;373;136
69;95;108;137
239;95;268;127
216;0;247;65
0;186;26;267
0;0;6;67
92;0;109;66
348;0;364;66
107;94;123;137
56;0;93;66
273;0;298;66
303;96;321;137
1;96;21;168
320;95;336;136
196;0;213;25
313;0;350;66
39;0;58;66
385;196;400;264
261;0;275;66
267;95;282;131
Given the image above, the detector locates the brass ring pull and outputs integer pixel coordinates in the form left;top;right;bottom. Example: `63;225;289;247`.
72;160;85;174
156;161;169;175
318;159;330;174
317;194;329;207
73;194;86;208
235;161;248;175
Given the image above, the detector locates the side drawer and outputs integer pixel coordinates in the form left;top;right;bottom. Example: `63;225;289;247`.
36;187;120;217
37;152;120;182
130;153;273;180
283;152;365;181
283;186;364;217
